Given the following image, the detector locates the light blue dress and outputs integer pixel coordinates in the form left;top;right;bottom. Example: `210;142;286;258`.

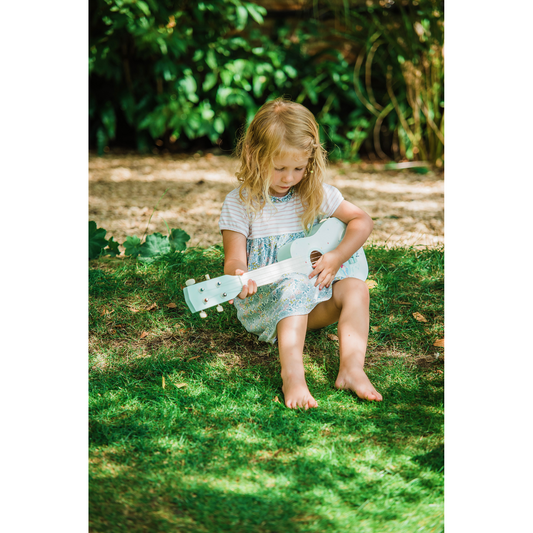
219;187;367;344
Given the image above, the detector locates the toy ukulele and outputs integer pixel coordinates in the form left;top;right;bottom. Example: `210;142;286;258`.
183;217;368;317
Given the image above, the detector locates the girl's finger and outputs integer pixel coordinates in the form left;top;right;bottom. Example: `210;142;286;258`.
309;258;322;278
248;279;256;295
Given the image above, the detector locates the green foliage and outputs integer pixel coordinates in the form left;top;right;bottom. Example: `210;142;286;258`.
90;221;191;263
169;228;191;252
124;235;142;258
138;232;171;264
89;221;108;260
340;0;445;164
89;0;444;163
105;236;121;257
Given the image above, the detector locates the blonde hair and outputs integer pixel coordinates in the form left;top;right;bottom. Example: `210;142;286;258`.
234;98;328;231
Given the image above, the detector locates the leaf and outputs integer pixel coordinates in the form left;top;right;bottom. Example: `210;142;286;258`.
365;279;378;289
327;333;339;341
213;117;225;134
104;236;120;257
168;228;190;252
273;396;281;403
166;303;177;308
137;1;151;16
174;382;188;389
371;326;381;332
162;376;166;389
89;221;108;260
101;103;116;140
246;3;265;24
124;235;142;258
139;233;171;261
202;72;217;92
235;5;248;29
140;331;149;339
146;303;158;311
413;312;428;323
433;338;444;347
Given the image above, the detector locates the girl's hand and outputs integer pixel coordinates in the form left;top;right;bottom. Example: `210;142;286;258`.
309;251;343;290
228;269;257;304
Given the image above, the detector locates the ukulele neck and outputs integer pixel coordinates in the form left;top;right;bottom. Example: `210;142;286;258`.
240;255;312;288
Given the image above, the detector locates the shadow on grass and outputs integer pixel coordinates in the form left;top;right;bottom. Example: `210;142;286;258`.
89;246;444;532
411;444;444;473
89;354;443;531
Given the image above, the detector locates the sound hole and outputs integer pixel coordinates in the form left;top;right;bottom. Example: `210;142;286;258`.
310;250;322;266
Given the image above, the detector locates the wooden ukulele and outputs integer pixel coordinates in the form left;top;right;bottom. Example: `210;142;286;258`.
183;217;368;316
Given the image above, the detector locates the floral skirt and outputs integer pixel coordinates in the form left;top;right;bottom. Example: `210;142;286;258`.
233;257;366;344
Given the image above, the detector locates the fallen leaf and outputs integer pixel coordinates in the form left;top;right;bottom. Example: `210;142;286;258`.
413;312;428;323
140;331;149;339
162;376;166;388
433;338;444;347
128;306;140;313
101;307;113;316
174;382;188;389
327;333;339;341
436;369;443;374
146;303;158;311
166;303;177;309
273;396;281;403
371;326;381;332
365;279;378;289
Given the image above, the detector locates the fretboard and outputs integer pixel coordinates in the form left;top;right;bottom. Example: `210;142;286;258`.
240;255;312;288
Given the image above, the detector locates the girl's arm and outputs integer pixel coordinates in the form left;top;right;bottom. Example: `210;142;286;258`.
222;230;257;299
310;200;374;290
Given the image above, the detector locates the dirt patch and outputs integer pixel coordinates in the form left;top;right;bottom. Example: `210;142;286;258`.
89;151;443;249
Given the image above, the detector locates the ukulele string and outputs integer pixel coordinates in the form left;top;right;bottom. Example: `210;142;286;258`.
244;252;323;286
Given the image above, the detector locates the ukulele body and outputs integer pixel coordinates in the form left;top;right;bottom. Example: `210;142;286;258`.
277;217;368;281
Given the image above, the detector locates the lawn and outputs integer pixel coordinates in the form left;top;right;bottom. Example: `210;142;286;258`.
89;244;444;532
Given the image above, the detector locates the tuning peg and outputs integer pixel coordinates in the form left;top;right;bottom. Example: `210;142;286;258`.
185;279;196;286
199;311;207;318
216;305;223;313
205;274;211;280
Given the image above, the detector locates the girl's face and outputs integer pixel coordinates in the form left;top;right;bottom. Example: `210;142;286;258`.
269;153;309;197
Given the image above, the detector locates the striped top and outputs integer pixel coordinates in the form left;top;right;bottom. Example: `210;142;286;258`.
219;183;344;239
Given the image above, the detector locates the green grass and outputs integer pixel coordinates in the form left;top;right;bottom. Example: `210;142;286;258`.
89;245;444;532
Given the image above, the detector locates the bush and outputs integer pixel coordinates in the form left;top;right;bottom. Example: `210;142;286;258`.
89;0;443;164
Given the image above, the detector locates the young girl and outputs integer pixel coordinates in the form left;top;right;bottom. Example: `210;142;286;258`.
219;98;382;409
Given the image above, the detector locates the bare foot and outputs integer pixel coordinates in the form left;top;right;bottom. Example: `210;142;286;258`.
335;365;383;401
281;374;318;410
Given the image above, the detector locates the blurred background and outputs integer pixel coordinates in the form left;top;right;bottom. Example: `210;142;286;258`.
89;0;444;166
89;0;444;251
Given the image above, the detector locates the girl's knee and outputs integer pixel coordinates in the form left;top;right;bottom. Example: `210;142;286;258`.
334;278;369;305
